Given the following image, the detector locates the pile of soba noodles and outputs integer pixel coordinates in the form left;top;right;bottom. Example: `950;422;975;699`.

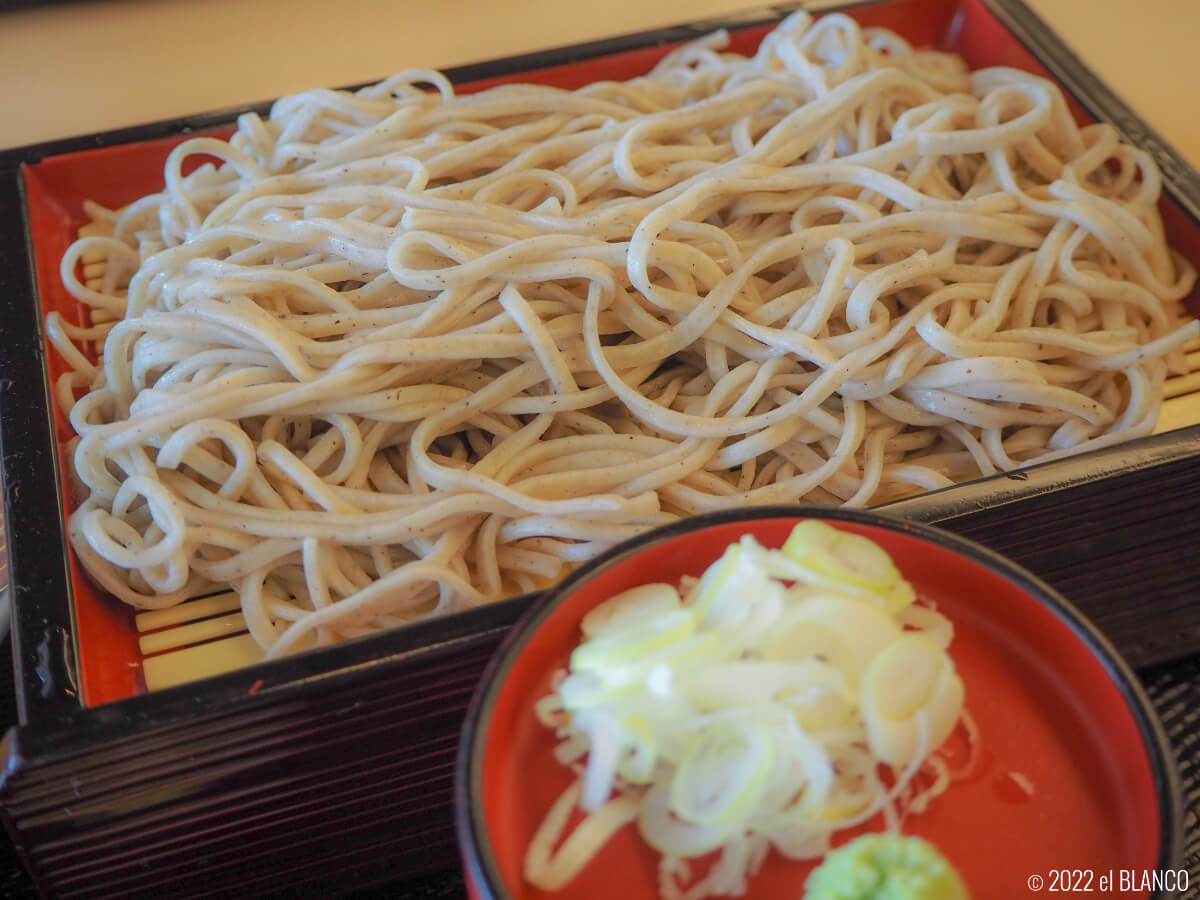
50;12;1196;657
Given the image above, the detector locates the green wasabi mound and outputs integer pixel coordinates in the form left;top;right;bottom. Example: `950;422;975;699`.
804;834;970;900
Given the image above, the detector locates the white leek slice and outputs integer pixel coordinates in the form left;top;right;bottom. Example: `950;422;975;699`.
768;591;902;682
558;671;618;710
581;583;682;638
861;634;963;767
569;608;696;674
753;713;837;824
525;779;641;891
719;580;787;655
671;720;775;826
570;687;700;770
879;578;918;615
685;542;743;624
615;714;657;784
781;520;911;612
686;539;772;630
581;710;623;810
560;631;724;709
676;660;851;729
896;601;954;650
639;781;739;858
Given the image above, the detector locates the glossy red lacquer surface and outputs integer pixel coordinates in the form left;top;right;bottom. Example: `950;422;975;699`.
474;517;1161;900
20;0;1200;706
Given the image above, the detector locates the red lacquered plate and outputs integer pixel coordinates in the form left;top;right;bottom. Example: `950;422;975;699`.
456;506;1182;900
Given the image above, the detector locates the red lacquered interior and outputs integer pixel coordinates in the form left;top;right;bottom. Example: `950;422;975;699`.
474;517;1161;900
20;0;1200;707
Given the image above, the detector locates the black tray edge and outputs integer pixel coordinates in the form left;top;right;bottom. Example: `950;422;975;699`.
0;166;83;728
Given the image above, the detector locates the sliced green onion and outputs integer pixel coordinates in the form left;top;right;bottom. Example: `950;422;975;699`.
677;660;849;718
685;540;772;629
638;781;740;858
861;635;964;767
581;582;682;638
671;719;775;825
781;520;911;612
768;591;902;682
897;601;955;649
580;710;622;811
615;714;657;784
569;608;696;674
529;521;966;898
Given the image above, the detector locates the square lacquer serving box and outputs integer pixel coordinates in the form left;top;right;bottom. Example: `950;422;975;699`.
0;0;1198;896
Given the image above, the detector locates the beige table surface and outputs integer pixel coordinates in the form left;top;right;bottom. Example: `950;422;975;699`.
0;0;1198;165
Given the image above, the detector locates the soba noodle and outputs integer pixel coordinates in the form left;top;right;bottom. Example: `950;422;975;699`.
49;12;1197;657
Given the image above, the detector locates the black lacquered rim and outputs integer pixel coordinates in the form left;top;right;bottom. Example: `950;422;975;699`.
456;505;1184;900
